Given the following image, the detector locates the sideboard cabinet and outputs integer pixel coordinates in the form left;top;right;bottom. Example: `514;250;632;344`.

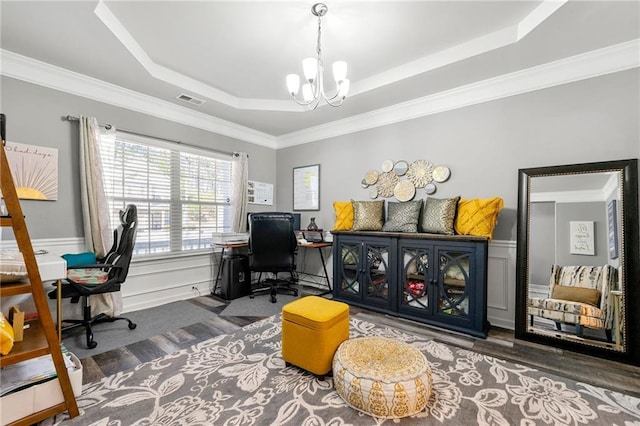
333;231;489;338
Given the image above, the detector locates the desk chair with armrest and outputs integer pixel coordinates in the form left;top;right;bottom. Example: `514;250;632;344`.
248;212;299;303
50;204;138;349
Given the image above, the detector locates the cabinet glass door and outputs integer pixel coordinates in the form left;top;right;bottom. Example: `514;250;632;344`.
338;242;360;296
365;244;390;305
438;250;471;318
400;246;431;312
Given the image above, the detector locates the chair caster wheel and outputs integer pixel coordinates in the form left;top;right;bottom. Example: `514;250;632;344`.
129;323;137;330
87;341;97;349
293;290;299;296
250;295;255;299
271;295;277;303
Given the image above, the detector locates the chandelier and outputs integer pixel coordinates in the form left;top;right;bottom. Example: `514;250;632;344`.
286;3;350;110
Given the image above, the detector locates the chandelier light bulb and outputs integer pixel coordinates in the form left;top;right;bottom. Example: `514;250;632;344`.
303;58;319;83
285;3;349;109
338;79;350;99
286;74;300;96
332;61;348;83
302;84;314;102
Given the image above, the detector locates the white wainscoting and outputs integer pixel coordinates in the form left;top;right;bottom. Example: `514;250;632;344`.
487;240;517;330
20;238;519;327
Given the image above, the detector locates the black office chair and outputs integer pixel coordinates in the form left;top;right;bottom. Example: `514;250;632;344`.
248;212;299;303
50;204;138;349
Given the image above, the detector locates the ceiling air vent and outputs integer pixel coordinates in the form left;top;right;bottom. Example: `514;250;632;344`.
176;93;206;106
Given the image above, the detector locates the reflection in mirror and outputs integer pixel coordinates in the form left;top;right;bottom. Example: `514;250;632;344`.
528;172;622;349
516;159;639;366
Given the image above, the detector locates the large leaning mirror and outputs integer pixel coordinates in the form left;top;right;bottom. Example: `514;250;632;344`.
515;159;639;365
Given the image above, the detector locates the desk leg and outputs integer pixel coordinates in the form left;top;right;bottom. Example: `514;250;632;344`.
56;279;62;343
212;247;226;298
317;246;332;296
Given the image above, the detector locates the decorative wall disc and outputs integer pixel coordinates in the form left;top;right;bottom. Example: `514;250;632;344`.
406;160;434;188
424;183;437;195
393;160;409;176
364;170;379;185
432;165;451;183
369;187;379;199
394;180;416;202
377;171;399;197
381;159;394;173
361;179;369;188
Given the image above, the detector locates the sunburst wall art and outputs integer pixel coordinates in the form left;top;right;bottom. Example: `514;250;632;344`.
2;141;58;201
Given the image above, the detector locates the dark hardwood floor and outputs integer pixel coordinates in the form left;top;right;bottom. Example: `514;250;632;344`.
77;295;640;399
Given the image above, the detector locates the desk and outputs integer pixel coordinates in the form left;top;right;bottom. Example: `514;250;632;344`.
35;253;67;343
211;241;332;297
296;242;332;295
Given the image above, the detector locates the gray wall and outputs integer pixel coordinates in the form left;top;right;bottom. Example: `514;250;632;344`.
1;77;276;240
2;69;639;243
530;202;556;285
276;69;640;241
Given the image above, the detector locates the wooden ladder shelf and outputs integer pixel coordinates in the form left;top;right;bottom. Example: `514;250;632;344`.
0;138;79;424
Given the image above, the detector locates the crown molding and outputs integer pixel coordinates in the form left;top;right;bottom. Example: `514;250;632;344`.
2;38;638;150
0;49;277;148
277;38;640;148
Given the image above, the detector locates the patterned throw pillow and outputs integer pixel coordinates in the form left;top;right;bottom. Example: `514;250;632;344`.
455;197;504;239
420;196;460;235
333;201;354;231
352;200;385;231
382;201;422;232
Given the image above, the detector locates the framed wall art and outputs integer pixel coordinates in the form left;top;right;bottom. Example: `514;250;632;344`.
293;164;320;211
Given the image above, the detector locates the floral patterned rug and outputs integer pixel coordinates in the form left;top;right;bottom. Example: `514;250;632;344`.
53;315;639;425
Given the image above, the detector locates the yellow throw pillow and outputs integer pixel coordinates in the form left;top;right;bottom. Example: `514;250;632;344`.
0;312;15;356
455;197;504;240
552;285;601;307
333;201;354;231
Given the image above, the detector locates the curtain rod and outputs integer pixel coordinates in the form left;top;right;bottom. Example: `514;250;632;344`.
63;115;240;157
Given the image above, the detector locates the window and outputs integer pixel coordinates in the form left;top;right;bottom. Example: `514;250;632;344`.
97;131;232;256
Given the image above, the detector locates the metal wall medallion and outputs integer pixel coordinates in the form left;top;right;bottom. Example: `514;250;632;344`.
393;160;409;176
432;165;451;183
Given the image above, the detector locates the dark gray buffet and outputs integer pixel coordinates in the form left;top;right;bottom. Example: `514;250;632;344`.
332;231;489;338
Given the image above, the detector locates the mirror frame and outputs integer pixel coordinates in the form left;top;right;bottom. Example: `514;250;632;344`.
515;159;639;366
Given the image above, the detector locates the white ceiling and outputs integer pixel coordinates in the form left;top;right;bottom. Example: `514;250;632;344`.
1;1;639;148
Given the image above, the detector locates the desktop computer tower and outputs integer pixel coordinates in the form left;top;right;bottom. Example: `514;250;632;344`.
220;254;250;300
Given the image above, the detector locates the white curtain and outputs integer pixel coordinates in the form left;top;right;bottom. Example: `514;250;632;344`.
231;152;249;233
78;116;122;316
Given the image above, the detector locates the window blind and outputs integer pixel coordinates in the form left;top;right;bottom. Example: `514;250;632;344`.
98;132;232;256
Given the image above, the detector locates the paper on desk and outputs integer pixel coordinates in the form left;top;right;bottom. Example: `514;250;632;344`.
0;351;75;396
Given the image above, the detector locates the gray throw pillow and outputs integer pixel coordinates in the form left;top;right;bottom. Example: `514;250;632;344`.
420;196;460;234
382;201;422;232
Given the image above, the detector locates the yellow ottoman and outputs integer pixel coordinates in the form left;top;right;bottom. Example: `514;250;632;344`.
333;337;432;419
282;296;350;379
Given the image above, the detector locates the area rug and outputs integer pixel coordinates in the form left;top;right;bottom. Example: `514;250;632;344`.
59;300;221;359
51;315;640;425
219;291;300;317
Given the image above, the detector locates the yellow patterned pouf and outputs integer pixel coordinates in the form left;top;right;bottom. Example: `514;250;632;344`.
333;337;432;419
282;296;350;378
